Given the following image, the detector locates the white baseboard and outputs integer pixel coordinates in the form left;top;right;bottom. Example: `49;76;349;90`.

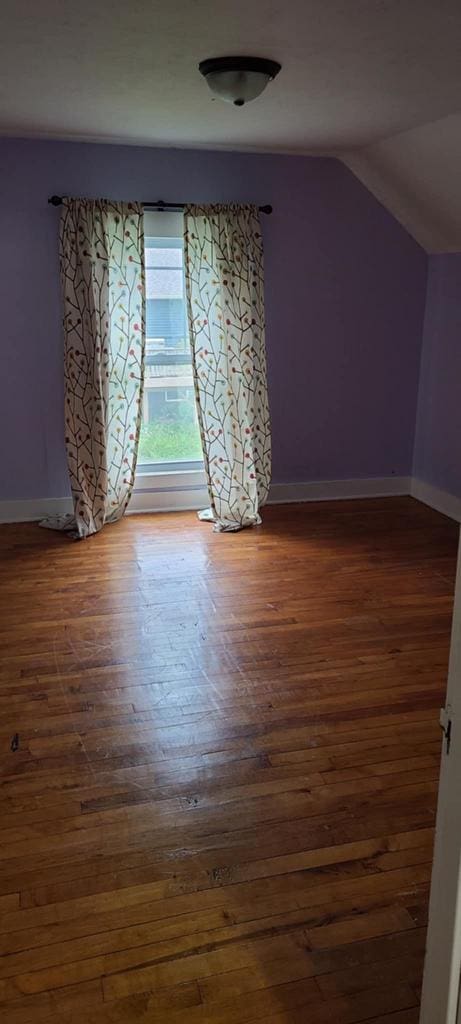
128;486;209;514
0;497;73;524
0;491;209;523
268;476;411;504
410;478;461;523
0;475;411;524
3;476;460;525
129;467;209;514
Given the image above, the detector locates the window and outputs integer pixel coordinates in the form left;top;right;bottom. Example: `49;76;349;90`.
137;212;202;472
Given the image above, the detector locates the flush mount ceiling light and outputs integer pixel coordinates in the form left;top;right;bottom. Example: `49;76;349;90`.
198;56;281;106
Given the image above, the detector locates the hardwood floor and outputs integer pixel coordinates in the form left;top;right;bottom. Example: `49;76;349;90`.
0;497;458;1024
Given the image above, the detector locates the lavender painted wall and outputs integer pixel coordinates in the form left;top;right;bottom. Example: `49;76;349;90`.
0;137;427;501
413;254;461;497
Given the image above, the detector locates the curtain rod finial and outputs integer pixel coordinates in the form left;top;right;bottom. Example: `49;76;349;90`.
48;195;63;206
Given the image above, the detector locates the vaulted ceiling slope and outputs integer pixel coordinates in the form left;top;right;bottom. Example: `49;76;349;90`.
1;1;461;252
340;114;461;253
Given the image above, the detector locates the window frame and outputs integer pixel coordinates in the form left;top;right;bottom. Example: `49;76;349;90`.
136;213;204;482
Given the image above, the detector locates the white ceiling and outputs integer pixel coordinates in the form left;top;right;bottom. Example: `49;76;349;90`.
2;0;461;251
1;0;461;153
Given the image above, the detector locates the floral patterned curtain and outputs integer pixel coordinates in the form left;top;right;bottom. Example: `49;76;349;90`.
184;204;271;532
43;198;145;539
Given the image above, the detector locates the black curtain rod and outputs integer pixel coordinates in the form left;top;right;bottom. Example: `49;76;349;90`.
48;195;272;215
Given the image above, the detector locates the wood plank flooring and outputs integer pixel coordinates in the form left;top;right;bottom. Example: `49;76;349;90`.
0;497;458;1023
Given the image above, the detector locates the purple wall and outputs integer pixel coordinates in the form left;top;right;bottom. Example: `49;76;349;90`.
0;137;427;501
413;254;461;497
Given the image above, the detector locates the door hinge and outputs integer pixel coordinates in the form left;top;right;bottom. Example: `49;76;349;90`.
440;706;453;755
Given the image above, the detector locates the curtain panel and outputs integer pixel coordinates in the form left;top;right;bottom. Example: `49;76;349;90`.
45;198;145;539
184;204;271;532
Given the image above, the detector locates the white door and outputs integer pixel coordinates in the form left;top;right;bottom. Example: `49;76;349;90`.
420;536;461;1024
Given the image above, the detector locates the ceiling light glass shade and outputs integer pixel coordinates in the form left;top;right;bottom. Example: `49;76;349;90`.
199;57;281;106
203;69;271;106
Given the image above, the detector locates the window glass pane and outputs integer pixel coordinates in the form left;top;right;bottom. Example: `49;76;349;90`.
146;247;183;266
138;237;203;466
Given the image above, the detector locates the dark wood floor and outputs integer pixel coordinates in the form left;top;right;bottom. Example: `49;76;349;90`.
0;498;458;1024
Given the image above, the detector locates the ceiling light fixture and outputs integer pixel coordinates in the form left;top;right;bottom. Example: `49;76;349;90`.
198;56;281;107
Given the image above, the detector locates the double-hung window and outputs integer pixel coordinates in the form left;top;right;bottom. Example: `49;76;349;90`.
137;211;203;476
